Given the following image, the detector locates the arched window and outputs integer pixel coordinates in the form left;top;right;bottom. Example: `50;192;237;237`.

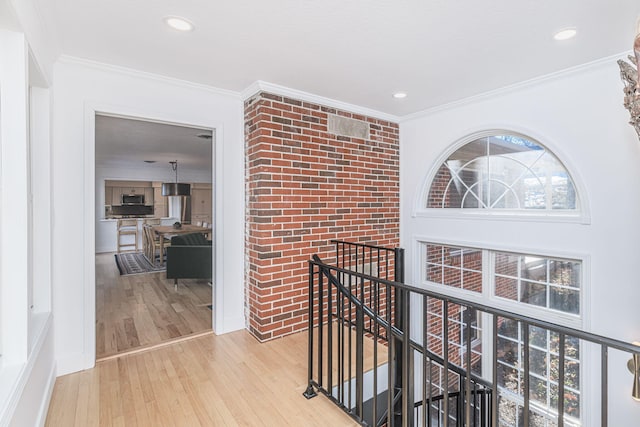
427;134;578;211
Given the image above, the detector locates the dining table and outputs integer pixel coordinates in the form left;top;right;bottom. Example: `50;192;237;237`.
152;224;211;265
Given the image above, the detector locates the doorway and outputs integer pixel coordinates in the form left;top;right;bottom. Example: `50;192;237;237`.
94;114;214;359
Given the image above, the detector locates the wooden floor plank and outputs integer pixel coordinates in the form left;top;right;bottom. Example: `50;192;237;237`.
95;252;212;359
46;330;359;426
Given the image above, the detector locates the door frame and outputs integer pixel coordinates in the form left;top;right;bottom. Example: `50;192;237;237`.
83;103;224;366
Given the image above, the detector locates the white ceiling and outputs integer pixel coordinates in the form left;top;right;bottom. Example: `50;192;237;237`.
95;115;212;171
56;1;640;169
44;0;640;117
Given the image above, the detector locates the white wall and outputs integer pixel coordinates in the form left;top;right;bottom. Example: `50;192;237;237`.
0;1;57;424
400;57;640;424
52;58;246;376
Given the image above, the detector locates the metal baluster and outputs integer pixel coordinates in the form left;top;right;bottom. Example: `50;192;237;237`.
427;296;432;427
443;300;449;427
523;323;530;427
318;267;324;389
422;295;428;427
402;288;414;427
492;315;498;427
373;278;379;425
327;272;334;398
465;305;472;426
339;278;344;404
558;333;565;427
356;306;364;420
303;263;317;398
387;281;394;427
348;271;353;410
601;345;608;427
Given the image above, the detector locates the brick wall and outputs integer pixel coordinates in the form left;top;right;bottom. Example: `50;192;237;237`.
244;92;400;341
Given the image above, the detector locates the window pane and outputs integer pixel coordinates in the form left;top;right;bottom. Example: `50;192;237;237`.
463;270;482;293
549;260;580;288
426;263;441;282
443;266;461;288
463;249;482;270
520;280;547;307
495;253;519;276
530;347;548;377
426;133;579;212
529;326;547;348
495;276;518;301
521;257;547;282
550;287;579;314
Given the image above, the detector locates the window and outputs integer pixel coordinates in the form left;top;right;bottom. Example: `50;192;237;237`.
421;242;583;426
426;134;578;211
418;130;585;426
494;252;580;315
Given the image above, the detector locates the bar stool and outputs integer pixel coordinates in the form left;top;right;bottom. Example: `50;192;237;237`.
117;219;139;253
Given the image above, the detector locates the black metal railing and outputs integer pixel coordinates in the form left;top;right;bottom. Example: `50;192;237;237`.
304;241;640;426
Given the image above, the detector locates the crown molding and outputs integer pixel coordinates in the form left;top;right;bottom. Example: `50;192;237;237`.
401;51;630;123
57;55;242;99
241;80;401;123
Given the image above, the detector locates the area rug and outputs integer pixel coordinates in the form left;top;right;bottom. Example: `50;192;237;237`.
114;252;166;275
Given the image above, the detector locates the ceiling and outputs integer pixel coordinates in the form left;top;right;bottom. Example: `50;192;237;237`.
42;0;640;117
95;115;212;171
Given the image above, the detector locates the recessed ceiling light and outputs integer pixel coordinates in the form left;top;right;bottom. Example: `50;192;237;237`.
554;28;577;41
164;16;195;32
393;92;407;99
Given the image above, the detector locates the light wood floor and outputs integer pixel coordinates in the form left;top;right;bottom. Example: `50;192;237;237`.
96;253;212;359
45;330;359;426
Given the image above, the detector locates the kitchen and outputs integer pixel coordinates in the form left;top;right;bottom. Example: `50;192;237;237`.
94;114;214;253
97;179;212;252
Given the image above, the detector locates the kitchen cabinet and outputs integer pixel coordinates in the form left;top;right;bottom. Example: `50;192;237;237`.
111;188;122;206
191;186;212;224
144;187;154;205
105;187;113;206
153;183;167;217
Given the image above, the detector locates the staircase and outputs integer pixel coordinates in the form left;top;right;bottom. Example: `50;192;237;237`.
304;240;640;426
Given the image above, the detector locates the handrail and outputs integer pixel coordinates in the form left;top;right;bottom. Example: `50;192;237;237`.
314;255;491;389
311;257;640;355
305;241;640;426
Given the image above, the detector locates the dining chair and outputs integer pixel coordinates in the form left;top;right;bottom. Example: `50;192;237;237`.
144;218;161;226
143;225;171;265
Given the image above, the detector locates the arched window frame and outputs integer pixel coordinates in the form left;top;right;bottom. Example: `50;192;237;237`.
413;130;591;224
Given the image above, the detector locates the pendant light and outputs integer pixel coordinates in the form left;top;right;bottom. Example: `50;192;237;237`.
162;160;191;196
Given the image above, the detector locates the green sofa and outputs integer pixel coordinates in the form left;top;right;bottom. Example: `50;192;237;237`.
166;233;212;289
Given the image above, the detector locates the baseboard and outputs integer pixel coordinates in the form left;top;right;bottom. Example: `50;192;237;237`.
35;361;56;427
55;352;88;377
0;315;53;427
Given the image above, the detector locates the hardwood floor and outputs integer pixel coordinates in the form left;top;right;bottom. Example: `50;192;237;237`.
45;330;359;426
96;253;212;359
